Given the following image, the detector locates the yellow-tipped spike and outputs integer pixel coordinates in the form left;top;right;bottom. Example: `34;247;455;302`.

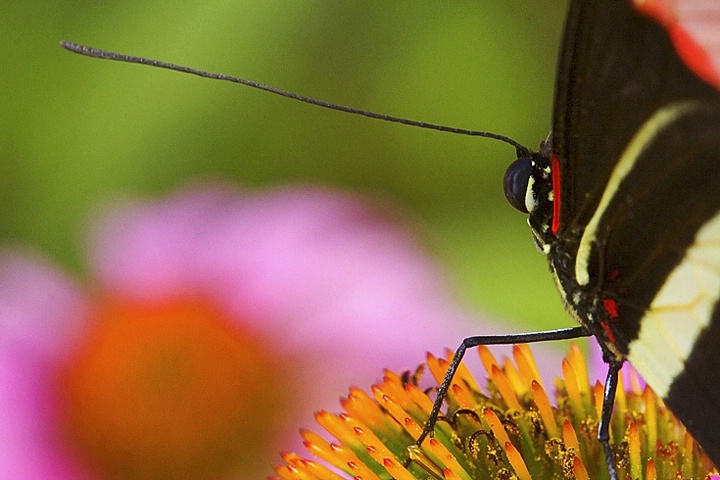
490;364;521;410
314;411;357;448
273;463;314;480
282;453;345;480
381;457;418;480
451;382;476;410
562;419;581;456
643;386;657;457
628;421;641;480
443;467;464;480
532;380;558;438
568;343;590;396
300;430;353;472
426;353;446;386
615;368;627;413
376;375;416;413
446;349;481;393
504;357;527;396
428;438;472;480
645;458;657;480
562;358;584;417
341;388;380;422
353;425;394;460
404;383;435;416
478;345;498;377
346;455;382;480
484;407;511;447
514;344;543;390
572;456;590;480
505;441;532;480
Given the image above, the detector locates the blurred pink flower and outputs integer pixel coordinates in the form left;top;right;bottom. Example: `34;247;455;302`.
0;184;563;479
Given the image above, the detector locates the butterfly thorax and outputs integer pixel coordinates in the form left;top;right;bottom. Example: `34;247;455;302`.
504;143;626;364
546;233;626;364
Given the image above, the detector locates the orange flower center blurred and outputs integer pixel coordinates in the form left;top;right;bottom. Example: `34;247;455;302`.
57;296;290;479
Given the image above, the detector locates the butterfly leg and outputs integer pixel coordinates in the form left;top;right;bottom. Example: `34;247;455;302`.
416;325;590;446
599;360;623;480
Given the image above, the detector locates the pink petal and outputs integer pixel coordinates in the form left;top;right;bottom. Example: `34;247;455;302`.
88;184;237;299
0;250;89;366
0;253;91;479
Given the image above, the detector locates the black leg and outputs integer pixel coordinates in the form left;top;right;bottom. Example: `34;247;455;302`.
598;360;623;480
416;326;590;445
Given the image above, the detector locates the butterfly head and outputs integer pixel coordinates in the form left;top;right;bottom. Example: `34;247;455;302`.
503;142;555;251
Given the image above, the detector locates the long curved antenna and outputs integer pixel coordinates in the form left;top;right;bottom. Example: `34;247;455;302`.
60;41;531;156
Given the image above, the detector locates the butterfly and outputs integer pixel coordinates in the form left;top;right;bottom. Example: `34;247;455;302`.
421;1;720;477
60;1;720;477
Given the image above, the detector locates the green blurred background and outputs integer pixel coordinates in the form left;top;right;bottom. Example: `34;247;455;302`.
1;1;570;335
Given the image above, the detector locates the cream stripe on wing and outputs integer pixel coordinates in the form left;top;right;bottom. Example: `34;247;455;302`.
628;210;720;398
575;100;702;286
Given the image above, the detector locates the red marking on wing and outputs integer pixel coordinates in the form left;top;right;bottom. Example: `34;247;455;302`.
603;298;620;319
600;320;617;345
551;155;562;234
634;0;720;90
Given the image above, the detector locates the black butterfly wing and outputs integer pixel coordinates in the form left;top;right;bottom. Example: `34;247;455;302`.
553;0;720;236
548;0;720;464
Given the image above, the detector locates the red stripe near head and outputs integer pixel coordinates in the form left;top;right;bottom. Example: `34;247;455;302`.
551;155;562;234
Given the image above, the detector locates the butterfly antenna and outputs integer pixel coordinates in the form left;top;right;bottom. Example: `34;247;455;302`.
60;41;531;156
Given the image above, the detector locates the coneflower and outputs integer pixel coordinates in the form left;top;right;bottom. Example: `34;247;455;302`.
273;343;718;480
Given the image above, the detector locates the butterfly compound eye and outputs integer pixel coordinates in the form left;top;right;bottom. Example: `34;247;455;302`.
503;156;534;213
